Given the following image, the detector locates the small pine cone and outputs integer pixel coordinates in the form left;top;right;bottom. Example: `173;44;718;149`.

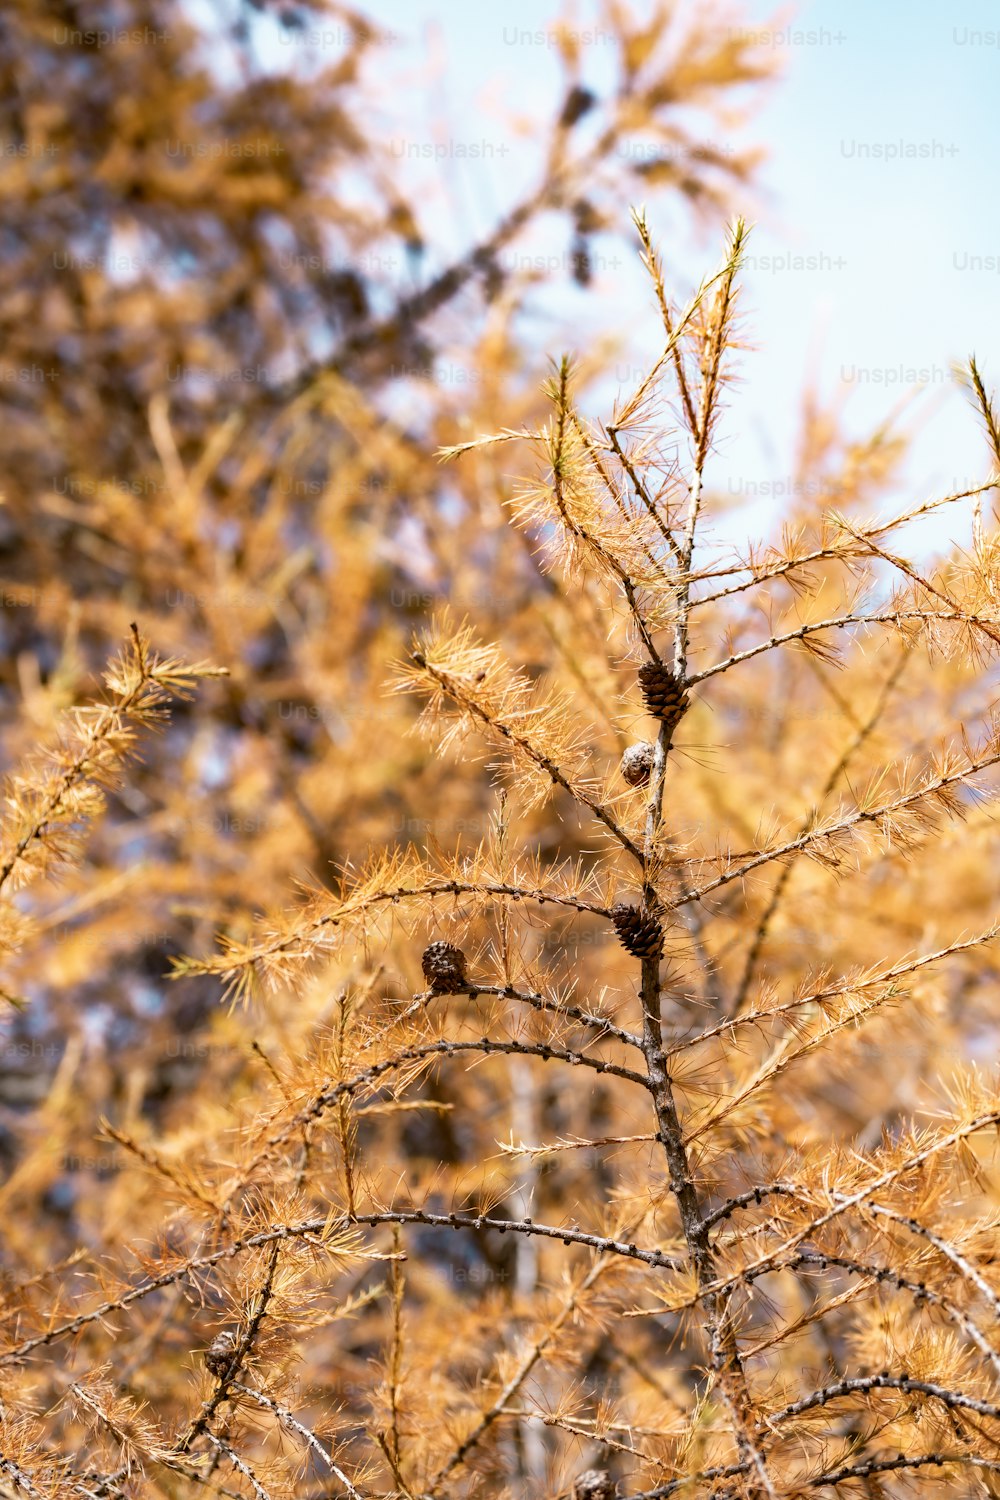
421;940;469;994
560;87;597;129
204;1331;238;1378
610;902;664;961
573;1471;617;1500
620;741;654;787
638;660;688;724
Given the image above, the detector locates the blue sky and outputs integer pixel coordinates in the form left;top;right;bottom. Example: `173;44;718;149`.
263;0;1000;548
723;0;1000;531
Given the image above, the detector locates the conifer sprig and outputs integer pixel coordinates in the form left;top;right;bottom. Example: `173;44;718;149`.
0;626;225;899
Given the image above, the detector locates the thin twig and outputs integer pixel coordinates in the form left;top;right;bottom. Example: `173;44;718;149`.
730;644;911;1012
230;1382;365;1500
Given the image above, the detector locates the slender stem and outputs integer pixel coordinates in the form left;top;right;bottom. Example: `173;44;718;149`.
686;479;997;607
687;606;995;686
413;652;645;863
731;645;911;1012
631;227;766;1491
347;1207;681;1271
230;1382;365;1500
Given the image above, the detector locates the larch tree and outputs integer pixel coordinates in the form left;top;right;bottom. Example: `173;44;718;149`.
4;6;1000;1500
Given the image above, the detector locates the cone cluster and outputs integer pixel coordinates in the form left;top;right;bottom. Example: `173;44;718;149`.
609;902;664;961
421;940;469;993
620;740;654;787
638;660;687;724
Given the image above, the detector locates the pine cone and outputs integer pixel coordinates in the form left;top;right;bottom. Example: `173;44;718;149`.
609;902;664;961
620;741;654;787
573;1470;617;1500
638;660;687;724
421;940;469;994
560;88;597;129
204;1331;238;1377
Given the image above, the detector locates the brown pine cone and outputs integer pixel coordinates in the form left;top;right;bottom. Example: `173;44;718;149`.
637;660;688;724
573;1470;617;1500
204;1331;238;1377
620;741;654;787
609;902;664;961
421;940;469;994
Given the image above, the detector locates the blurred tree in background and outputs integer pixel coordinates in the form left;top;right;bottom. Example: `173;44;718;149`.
0;0;770;1079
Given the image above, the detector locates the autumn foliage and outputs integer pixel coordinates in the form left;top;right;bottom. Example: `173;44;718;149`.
4;5;1000;1500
